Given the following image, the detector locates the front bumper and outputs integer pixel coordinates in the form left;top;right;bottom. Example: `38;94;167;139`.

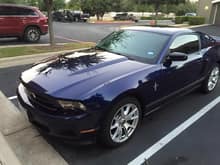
17;84;100;143
40;24;48;35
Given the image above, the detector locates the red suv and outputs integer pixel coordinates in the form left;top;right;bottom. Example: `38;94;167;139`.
0;4;48;42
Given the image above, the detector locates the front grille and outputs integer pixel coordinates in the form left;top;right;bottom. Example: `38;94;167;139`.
22;83;83;116
25;87;60;112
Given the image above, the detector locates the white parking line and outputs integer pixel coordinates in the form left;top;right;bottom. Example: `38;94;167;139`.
8;96;17;100
128;96;220;165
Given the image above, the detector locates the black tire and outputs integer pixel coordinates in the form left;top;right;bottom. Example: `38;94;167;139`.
201;63;220;93
24;27;41;43
99;97;142;147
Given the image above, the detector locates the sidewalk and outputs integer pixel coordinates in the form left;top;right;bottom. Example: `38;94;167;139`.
0;133;21;165
89;20;134;24
0;91;68;165
0;48;89;68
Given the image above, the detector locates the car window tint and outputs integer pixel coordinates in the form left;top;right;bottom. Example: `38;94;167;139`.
0;6;37;16
200;33;215;49
14;7;37;16
170;34;200;54
97;30;170;64
0;6;15;15
19;8;37;16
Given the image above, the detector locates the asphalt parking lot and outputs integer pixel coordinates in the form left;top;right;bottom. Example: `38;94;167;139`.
1;64;220;165
0;22;124;45
1;23;220;165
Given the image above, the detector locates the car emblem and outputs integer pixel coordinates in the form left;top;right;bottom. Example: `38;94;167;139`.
154;82;159;92
30;92;36;99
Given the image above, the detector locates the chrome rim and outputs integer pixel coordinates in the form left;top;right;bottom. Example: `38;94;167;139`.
110;103;139;143
27;29;39;41
208;66;219;91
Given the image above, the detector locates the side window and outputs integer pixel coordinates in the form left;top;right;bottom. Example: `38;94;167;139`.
15;8;37;16
170;34;200;54
0;7;14;15
200;33;215;49
20;8;37;16
0;7;37;16
0;7;3;16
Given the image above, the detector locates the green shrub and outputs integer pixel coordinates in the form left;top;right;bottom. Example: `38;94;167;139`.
188;16;205;25
140;16;153;20
141;16;173;20
158;17;173;20
175;16;188;24
175;16;205;25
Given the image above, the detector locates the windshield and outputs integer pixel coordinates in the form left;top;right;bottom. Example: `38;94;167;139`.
96;30;170;64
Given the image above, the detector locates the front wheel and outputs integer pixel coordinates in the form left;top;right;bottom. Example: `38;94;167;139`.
99;97;142;147
24;27;41;43
201;63;220;93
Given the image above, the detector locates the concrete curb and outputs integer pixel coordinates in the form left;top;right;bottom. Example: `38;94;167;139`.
89;20;134;24
0;48;89;68
188;24;211;29
0;92;30;136
0;133;22;165
170;24;211;28
0;91;68;165
0;43;65;49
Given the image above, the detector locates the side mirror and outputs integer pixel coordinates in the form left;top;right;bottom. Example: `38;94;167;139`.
167;52;188;61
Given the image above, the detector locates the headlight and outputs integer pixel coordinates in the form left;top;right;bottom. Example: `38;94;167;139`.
58;100;87;111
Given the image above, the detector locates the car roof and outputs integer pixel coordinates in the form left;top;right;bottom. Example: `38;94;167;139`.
0;4;37;10
122;26;195;35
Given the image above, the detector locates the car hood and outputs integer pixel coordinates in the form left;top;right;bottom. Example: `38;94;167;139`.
21;50;152;99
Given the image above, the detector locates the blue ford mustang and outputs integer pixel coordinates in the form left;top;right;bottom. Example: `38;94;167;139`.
17;27;220;147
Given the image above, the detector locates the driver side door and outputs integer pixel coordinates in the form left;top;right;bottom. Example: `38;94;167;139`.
156;34;204;100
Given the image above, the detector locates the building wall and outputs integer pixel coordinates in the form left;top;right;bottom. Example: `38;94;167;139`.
198;0;220;25
197;0;212;23
214;3;220;24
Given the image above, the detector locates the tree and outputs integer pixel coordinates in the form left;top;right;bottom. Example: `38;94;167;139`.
176;1;197;16
81;0;111;20
67;0;81;10
53;0;65;11
44;0;55;46
34;0;65;11
111;0;133;12
0;0;23;3
25;0;38;6
146;0;185;19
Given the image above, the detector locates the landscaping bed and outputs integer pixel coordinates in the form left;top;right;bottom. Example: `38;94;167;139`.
0;42;95;58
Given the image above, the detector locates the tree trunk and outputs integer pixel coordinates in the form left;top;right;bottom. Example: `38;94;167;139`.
96;13;100;20
45;0;55;46
154;3;160;25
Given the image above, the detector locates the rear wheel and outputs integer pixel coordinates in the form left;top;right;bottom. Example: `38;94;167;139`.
99;97;142;147
201;63;220;93
24;27;41;43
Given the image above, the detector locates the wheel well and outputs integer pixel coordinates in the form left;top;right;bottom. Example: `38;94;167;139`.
24;25;41;35
111;90;145;116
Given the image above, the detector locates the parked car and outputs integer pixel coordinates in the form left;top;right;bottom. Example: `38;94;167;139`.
52;11;66;22
53;10;90;22
80;13;90;22
185;12;197;16
0;4;48;42
17;27;220;147
114;13;138;22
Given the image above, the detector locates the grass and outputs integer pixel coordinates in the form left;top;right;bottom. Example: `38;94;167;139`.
0;42;95;58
